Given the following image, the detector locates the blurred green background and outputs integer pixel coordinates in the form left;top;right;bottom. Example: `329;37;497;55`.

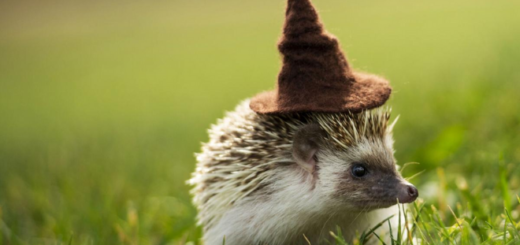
0;0;519;244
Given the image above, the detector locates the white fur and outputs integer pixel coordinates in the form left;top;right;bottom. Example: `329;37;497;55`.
205;143;407;245
204;163;406;245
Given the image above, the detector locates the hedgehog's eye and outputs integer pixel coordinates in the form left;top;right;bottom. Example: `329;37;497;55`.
351;164;368;178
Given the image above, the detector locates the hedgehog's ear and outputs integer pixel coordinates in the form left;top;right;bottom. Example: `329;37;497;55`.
292;124;324;173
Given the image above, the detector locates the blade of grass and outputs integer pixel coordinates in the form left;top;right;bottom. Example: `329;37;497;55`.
404;170;426;182
387;220;394;244
303;234;311;245
499;161;512;212
398;203;404;244
359;215;395;244
504;209;519;240
399;162;420;174
329;229;349;245
401;204;412;244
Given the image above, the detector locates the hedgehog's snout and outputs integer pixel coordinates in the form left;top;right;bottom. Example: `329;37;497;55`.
396;183;419;203
361;173;419;207
380;176;419;204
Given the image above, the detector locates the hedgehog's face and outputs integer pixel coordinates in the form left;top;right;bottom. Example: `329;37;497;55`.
292;122;418;211
327;139;418;210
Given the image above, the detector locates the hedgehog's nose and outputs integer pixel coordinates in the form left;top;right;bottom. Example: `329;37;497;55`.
407;185;418;199
397;184;419;203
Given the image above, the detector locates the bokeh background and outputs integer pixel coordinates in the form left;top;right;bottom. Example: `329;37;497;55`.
1;0;519;244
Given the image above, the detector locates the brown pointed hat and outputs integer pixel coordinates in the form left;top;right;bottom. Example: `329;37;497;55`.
250;0;391;114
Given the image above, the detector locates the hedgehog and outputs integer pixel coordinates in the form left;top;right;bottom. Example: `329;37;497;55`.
189;0;418;244
190;101;418;245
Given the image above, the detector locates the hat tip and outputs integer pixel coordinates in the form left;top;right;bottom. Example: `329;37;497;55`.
249;0;392;115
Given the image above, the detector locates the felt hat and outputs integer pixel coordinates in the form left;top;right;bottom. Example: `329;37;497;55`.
249;0;392;114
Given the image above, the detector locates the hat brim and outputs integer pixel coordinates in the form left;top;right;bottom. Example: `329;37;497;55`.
249;72;392;114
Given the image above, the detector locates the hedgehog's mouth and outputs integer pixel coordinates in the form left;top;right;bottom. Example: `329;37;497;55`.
350;184;419;210
369;199;403;209
351;199;401;211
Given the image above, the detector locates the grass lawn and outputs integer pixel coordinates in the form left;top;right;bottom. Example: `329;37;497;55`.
0;0;519;244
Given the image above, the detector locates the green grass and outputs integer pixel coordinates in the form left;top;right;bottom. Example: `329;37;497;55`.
0;0;519;244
